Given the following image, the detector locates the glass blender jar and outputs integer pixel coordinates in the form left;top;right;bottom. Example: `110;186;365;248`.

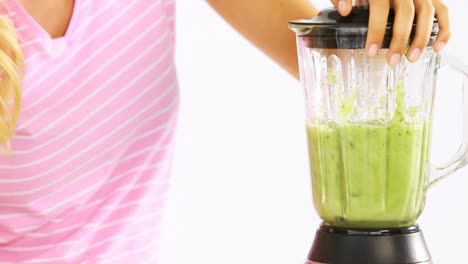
289;2;468;264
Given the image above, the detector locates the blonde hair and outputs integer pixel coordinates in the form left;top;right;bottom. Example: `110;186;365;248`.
0;15;24;155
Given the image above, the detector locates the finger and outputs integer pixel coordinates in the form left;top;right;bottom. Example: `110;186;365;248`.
366;0;390;56
432;0;451;52
387;0;415;67
330;0;352;16
407;0;435;62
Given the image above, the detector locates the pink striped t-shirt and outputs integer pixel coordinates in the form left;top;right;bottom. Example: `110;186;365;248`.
0;0;178;263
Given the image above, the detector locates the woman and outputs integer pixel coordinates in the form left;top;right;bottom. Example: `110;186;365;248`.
0;0;450;263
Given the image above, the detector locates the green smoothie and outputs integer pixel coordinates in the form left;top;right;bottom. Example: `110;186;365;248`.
307;84;431;228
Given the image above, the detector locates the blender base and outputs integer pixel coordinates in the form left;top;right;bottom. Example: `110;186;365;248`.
306;223;432;264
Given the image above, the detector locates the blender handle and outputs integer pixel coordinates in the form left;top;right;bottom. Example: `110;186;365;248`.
428;54;468;187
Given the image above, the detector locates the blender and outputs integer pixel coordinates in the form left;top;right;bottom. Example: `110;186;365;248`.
289;2;468;264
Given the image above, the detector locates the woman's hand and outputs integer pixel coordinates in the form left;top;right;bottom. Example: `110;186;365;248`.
331;0;451;66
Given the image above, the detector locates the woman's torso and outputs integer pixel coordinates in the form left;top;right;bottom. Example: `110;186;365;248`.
0;0;177;262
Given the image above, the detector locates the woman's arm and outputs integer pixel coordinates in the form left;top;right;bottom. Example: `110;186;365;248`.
206;0;319;79
207;0;451;78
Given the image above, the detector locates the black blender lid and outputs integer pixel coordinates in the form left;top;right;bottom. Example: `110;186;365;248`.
289;6;439;49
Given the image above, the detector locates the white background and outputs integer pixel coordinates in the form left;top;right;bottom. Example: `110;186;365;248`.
160;1;468;263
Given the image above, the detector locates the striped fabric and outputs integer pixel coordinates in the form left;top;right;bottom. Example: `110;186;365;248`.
0;0;178;263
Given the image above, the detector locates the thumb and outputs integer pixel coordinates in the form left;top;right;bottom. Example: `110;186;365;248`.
331;0;352;16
